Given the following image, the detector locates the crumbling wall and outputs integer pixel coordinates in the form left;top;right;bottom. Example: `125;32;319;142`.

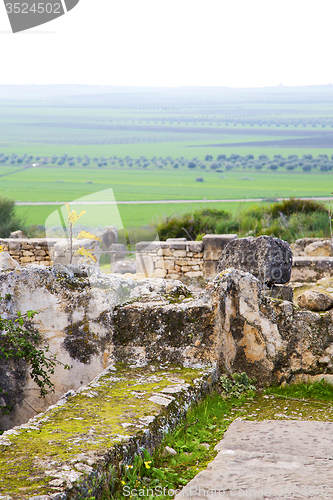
0;238;56;266
136;234;237;280
0;238;99;268
3;261;333;431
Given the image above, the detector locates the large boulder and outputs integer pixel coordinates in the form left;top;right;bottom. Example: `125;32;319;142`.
217;235;292;285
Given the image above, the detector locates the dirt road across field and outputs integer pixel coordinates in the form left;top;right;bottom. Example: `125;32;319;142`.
15;197;333;206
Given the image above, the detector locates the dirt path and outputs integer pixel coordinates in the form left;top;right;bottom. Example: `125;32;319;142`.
15;196;333;206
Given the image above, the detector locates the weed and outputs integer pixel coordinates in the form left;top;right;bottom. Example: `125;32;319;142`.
265;379;333;403
220;372;256;398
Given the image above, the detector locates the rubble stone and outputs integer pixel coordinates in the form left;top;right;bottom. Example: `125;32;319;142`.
297;290;333;311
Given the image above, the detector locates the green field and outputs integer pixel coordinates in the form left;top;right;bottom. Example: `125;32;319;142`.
16;200;272;231
3;167;333;203
1;85;333;230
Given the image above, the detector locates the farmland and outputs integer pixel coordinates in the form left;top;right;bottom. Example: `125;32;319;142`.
1;84;333;230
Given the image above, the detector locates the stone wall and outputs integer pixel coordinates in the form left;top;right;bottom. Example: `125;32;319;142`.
291;238;333;282
0;238;100;267
136;234;237;280
0;238;57;266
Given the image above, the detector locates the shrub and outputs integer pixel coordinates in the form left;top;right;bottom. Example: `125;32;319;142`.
155;208;231;240
0;197;24;238
269;198;327;218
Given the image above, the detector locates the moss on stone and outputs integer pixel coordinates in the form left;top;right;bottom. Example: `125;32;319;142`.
0;364;207;499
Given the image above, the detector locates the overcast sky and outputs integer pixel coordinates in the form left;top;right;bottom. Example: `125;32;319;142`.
0;0;332;88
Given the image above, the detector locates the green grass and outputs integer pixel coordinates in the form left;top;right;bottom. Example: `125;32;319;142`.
265;379;333;403
100;378;333;500
16;201;266;230
3;167;333;204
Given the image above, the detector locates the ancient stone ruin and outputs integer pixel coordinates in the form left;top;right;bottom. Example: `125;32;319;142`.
1;234;333;499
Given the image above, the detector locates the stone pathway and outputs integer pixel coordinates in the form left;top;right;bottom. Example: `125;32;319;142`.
174;419;333;499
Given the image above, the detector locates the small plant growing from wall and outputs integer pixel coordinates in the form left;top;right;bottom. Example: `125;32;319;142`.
65;203;101;264
0;293;70;414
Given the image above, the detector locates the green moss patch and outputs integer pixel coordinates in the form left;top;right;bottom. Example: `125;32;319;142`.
0;364;209;499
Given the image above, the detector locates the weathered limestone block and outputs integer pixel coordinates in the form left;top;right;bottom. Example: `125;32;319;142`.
293;238;320;256
152;268;167;278
184;271;203;278
113;260;136;274
173;250;187;258
0;252;21;270
154;259;174;270
217;235;292;284
168;273;181;280
22;245;33;251
113;298;216;367
8;240;21;251
297;290;333;311
9;230;26;239
53;238;99;266
181;265;192;272
304;240;333;257
136;254;154;275
175;259;189;266
20;256;32;263
203;234;237;261
101;225;118;250
186;241;203;253
203;259;218;278
262;284;293;302
166;238;186;250
291;257;333;283
212;269;287;382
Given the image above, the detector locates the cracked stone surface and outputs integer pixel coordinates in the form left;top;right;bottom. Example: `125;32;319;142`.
175;419;333;499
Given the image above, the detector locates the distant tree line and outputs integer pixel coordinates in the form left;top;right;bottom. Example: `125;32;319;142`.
1;151;333;173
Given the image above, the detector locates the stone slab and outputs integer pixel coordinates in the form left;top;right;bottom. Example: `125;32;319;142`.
203;234;237;261
293;256;333;267
176;419;333;499
203;259;218;278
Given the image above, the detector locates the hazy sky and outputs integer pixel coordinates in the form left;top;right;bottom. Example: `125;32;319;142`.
1;0;333;88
